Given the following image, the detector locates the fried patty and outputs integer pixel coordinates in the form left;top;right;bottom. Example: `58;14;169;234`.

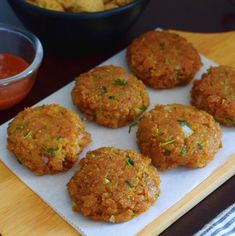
127;30;202;89
67;147;160;223
7;104;91;175
137;104;221;171
71;65;149;128
191;66;235;126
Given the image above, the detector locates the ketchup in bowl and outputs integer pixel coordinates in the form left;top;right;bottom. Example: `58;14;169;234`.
0;24;43;110
0;53;29;79
0;53;35;110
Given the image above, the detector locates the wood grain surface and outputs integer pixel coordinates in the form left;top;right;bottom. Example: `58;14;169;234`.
1;31;235;236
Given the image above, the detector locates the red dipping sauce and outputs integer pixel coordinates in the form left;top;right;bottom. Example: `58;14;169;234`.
0;53;29;79
0;53;35;110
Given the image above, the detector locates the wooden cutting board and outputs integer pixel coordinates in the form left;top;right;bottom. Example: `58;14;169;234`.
1;30;235;236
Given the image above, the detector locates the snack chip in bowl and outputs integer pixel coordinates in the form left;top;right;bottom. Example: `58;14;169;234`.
26;0;134;12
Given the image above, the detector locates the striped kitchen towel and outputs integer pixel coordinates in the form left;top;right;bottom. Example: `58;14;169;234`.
195;203;235;236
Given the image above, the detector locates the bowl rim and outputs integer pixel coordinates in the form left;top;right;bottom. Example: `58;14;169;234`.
0;23;43;85
13;0;148;17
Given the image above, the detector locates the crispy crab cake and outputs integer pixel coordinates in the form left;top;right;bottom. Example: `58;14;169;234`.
191;66;235;126
7;104;91;175
127;31;202;89
67;147;160;223
71;65;149;128
137;104;221;171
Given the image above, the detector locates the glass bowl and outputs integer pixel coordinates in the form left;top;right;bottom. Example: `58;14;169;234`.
0;23;43;110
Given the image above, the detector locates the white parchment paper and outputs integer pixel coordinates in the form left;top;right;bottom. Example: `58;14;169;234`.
0;50;235;236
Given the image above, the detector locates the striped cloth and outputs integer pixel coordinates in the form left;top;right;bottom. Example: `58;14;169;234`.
195;203;235;236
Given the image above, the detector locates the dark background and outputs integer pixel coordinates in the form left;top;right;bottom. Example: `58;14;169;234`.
0;0;234;235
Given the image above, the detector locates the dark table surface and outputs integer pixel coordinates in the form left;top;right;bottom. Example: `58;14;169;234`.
0;0;235;235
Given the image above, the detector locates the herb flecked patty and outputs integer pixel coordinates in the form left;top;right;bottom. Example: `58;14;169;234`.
127;31;202;89
71;65;149;128
67;147;160;223
137;104;221;171
191;66;235;126
7;104;91;175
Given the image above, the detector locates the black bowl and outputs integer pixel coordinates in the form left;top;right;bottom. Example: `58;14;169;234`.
7;0;150;52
